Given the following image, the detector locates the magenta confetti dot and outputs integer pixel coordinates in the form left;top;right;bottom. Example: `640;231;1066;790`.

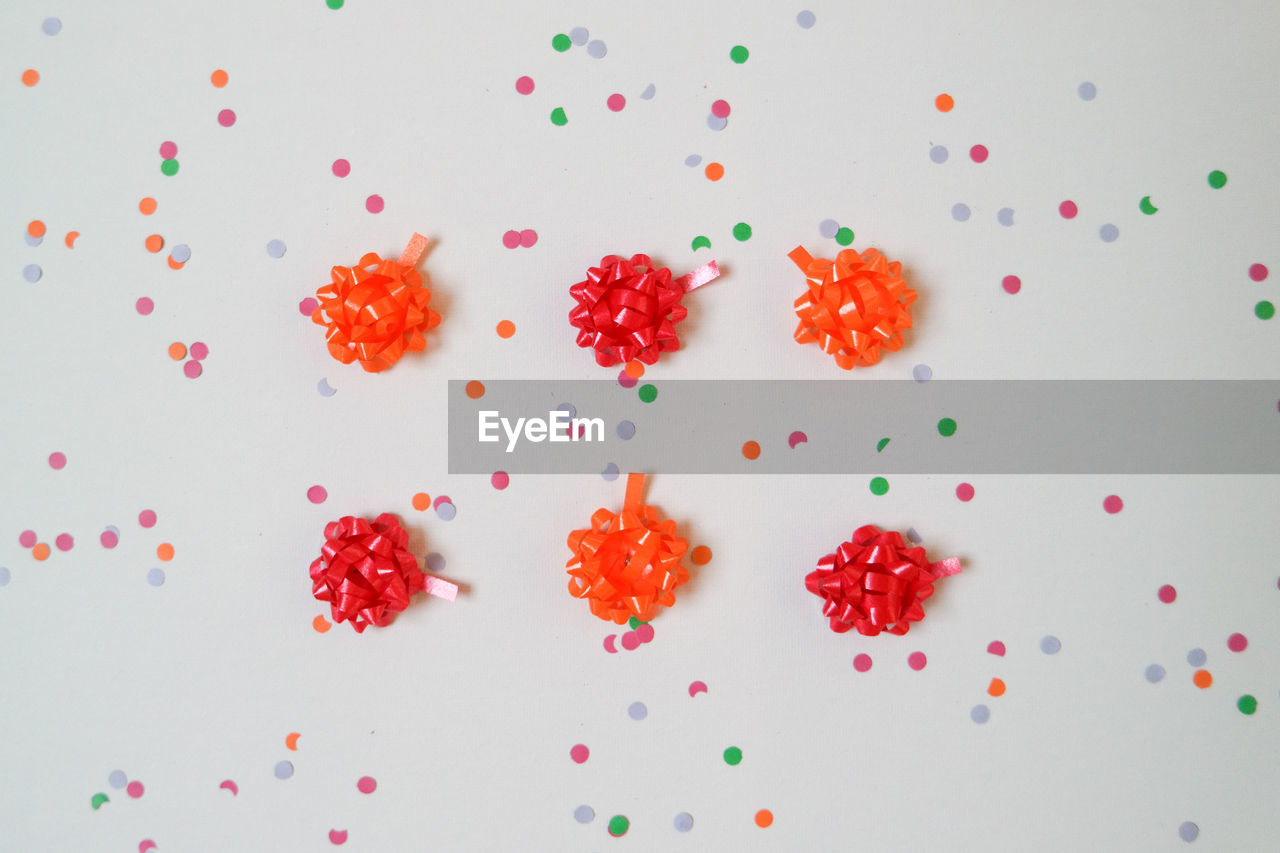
135;297;154;315
617;370;638;388
491;471;510;490
299;297;318;316
1227;633;1248;652
606;93;626;112
636;623;655;643
365;194;384;214
100;529;119;548
356;776;377;794
19;530;37;548
515;75;534;95
48;452;66;470
569;744;589;764
1059;200;1078;219
620;630;640;650
788;430;808;448
183;359;202;378
501;230;521;249
217;109;236;127
55;533;73;551
955;482;975;501
159;141;177;158
1103;494;1123;514
853;653;873;672
126;781;144;799
907;651;928;671
1157;584;1177;603
189;342;209;361
1248;263;1268;282
969;144;989;163
987;640;1006;656
711;99;731;118
138;509;157;528
519;228;538;248
1002;275;1021;294
307;485;327;504
432;495;451;511
331;158;350;178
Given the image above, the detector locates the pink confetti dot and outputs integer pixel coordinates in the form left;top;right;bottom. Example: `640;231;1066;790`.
1157;584;1177;603
19;530;37;548
569;744;589;764
299;297;319;316
1248;263;1268;282
100;529;119;548
607;93;626;112
126;781;144;799
501;230;521;249
138;509;157;528
183;359;202;378
365;194;384;214
159;141;177;158
987;640;1006;656
636;623;655;643
135;297;155;315
356;776;377;794
1227;632;1248;652
1103;494;1124;514
491;471;510;490
1002;275;1021;294
432;495;452;510
955;482;975;501
620;630;640;650
907;651;928;671
853;653;873;672
1059;200;1078;219
328;830;348;845
969;144;989;163
217;109;236;127
519;228;538;248
189;342;209;360
55;533;74;551
48;452;66;470
307;485;328;504
515;75;534;95
331;158;351;178
711;99;730;118
617;370;638;388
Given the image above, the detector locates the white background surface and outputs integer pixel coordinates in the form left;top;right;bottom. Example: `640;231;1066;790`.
2;1;1278;850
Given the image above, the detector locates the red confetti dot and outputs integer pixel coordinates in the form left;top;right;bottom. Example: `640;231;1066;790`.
501;230;521;248
331;158;350;178
1059;200;1078;219
987;640;1006;656
515;75;534;95
907;651;927;671
969;144;989;163
1157;584;1177;603
955;482;975;501
606;93;626;112
365;194;384;214
569;744;589;764
852;653;872;672
1001;275;1021;294
618;369;638;388
307;485;328;504
1227;633;1248;652
519;228;538;248
1248;263;1268;282
1103;494;1123;514
711;99;731;118
48;452;66;470
217;109;236;127
356;776;377;794
432;495;451;511
491;471;509;490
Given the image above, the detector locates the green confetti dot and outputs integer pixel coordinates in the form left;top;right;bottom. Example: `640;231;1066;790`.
1256;300;1275;320
723;746;742;765
90;793;109;810
552;33;572;52
876;437;890;453
607;815;630;836
691;235;711;251
869;476;889;495
1238;694;1257;715
835;227;854;246
732;222;752;241
1207;170;1227;189
937;417;957;437
326;0;343;8
550;107;567;126
160;158;179;176
638;384;657;403
730;45;749;63
627;616;648;629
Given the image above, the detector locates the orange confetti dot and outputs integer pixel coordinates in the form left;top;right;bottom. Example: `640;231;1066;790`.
411;492;432;511
210;69;229;88
496;320;516;338
22;69;39;87
312;615;331;633
465;380;485;399
935;93;954;112
167;255;185;270
156;543;174;561
987;678;1006;697
27;220;46;239
742;440;761;460
32;542;51;561
704;162;725;181
138;197;157;215
624;360;645;379
755;809;773;828
145;234;164;253
1193;669;1213;689
168;342;187;360
64;231;79;248
691;545;713;566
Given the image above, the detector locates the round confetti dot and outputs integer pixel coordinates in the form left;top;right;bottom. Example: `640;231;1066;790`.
1059;200;1078;219
501;230;520;249
550;107;568;126
586;40;607;59
607;93;626;111
171;244;191;263
23;264;42;283
704;162;724;181
183;360;202;378
145;234;165;254
147;568;165;586
515;75;534;95
266;239;287;259
616;420;636;440
495;320;516;339
929;145;948;163
101;530;119;548
951;203;970;222
913;364;933;382
723;746;742;765
569;27;589;45
210;69;228;88
569;744;589;764
299;299;322;320
1103;494;1123;513
436;501;456;521
1187;648;1207;667
1145;664;1167;683
574;805;595;824
907;651;927;670
1248;263;1268;282
623;361;645;379
48;451;66;470
551;33;571;52
27;220;47;240
607;815;629;837
136;297;155;315
707;114;728;131
1227;633;1247;652
156;543;174;561
274;760;294;779
685;154;702;167
189;342;208;360
1193;669;1213;688
1078;81;1097;101
730;45;749;63
987;640;1006;656
969;144;988;163
1099;223;1119;242
42;17;62;35
741;440;761;460
819;218;839;237
518;228;537;248
138;198;158;217
733;222;752;241
159;141;177;159
955;482;975;501
970;704;990;724
869;476;889;495
797;10;816;27
691;545;712;565
674;812;694;832
32;543;50;561
1157;584;1177;603
601;462;620;482
411;493;432;511
997;208;1015;226
356;776;376;794
161;158;179;176
935;93;954;112
491;471;509;490
432;495;451;511
22;69;39;87
638;384;657;403
326;0;344;8
465;380;485;399
365;194;384;213
620;630;640;650
306;485;327;504
19;531;37;548
125;781;144;798
853;653;872;672
1178;821;1199;842
835;226;854;246
617;369;637;388
628;701;648;720
1040;635;1062;655
108;770;127;789
139;510;157;528
331;158;350;177
1237;695;1257;715
988;678;1006;697
937;417;957;437
55;534;73;552
168;342;187;361
217;109;236;127
755;809;773;828
636;623;655;643
711;99;731;118
1256;301;1275;320
1207;170;1227;189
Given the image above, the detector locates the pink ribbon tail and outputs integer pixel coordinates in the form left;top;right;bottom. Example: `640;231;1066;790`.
677;260;720;293
424;575;459;601
930;557;962;578
398;232;431;268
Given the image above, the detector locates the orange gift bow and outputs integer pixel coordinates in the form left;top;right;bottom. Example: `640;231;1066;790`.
789;245;917;369
312;233;441;373
565;473;690;624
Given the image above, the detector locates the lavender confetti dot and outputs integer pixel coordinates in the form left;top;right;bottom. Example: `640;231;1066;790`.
1145;664;1166;683
1078;81;1097;101
707;114;728;131
556;402;577;420
929;145;948;163
24;233;43;247
23;264;42;283
1178;822;1199;842
1040;635;1062;654
601;462;620;481
266;239;287;258
569;27;589;46
912;364;932;382
905;527;922;544
1099;223;1119;242
997;207;1015;226
951;203;971;222
684;154;702;167
970;704;990;724
818;219;839;238
42;17;62;35
586;40;607;59
574;804;595;824
108;770;127;789
171;244;191;263
317;378;337;397
146;568;165;587
640;83;655;100
274;760;294;780
1186;648;1207;667
674;812;694;832
436;502;457;521
796;10;816;28
628;701;648;720
616;420;636;440
425;552;445;574
0;566;9;587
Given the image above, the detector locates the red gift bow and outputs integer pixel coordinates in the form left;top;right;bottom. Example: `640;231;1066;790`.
566;473;690;623
310;513;457;632
569;254;720;367
789;245;917;369
805;525;961;636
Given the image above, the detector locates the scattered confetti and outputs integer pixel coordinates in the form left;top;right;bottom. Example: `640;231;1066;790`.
329;830;348;845
741;440;760;460
997;207;1015;226
161;158;179;176
22;69;39;87
730;45;749;63
1237;695;1257;715
869;476;889;495
674;812;694;831
1099;223;1119;242
616;420;636;440
707;114;728;131
55;534;74;552
1227;633;1247;652
90;793;109;810
317;378;337;397
797;10;816;28
988;678;1006;696
627;701;648;720
550;107;568;126
935;93;954;112
1178;821;1199;842
929;145;948;163
159;141;177;158
819;218;839;237
1257;301;1275;320
1078;81;1097;100
551;33;571;52
788;430;808;448
1207;170;1227;189
586;40;607;59
1193;669;1213;688
491;471;509;490
1145;664;1166;683
331;158;350;177
685;154;702;167
733;223;754;241
465;380;485;399
853;654;872;672
638;384;657;403
569;27;589;46
608;815;629;837
211;69;228;87
1248;263;1268;281
136;298;154;315
357;776;377;794
970;704;990;724
48;451;66;470
171;244;191;263
217;109;236;127
907;651;927;670
607;93;626;112
688;681;708;696
0;566;9;586
951;203;970;221
19;531;36;548
723;746;742;765
937;417;957;437
913;364;932;382
1002;275;1021;294
266;239;286;258
139;509;157;528
515;75;534;94
569;744;589;764
219;779;238;794
274;760;294;779
970;144;989;163
755;809;774;828
1040;635;1062;654
23;264;42;283
306;485;327;504
835;226;854;245
640;84;655;99
42;17;62;36
436;501;457;521
574;805;595;824
1187;648;1206;667
705;162;724;181
126;781;144;799
1140;196;1158;214
1059;200;1078;219
146;568;165;587
601;462;620;481
1103;494;1124;513
1158;584;1177;603
365;194;384;213
312;615;331;633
